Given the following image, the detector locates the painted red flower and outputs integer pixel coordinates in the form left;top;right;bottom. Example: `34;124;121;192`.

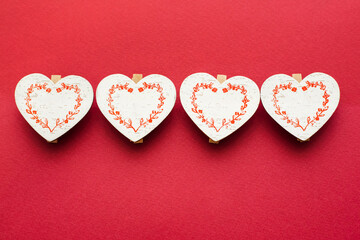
56;88;62;93
46;88;51;93
138;87;144;92
291;88;297;92
128;88;133;93
302;86;307;91
212;88;217;92
222;88;228;93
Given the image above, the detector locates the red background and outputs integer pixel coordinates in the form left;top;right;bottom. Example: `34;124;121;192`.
1;0;360;239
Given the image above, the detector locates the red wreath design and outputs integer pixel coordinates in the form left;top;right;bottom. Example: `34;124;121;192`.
25;82;83;133
107;82;166;133
190;82;250;132
272;81;330;131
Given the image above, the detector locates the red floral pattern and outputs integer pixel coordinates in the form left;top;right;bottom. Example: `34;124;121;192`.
107;82;166;132
190;82;250;132
272;81;330;131
25;82;83;133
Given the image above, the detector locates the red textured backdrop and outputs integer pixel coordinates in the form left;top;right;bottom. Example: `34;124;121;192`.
1;0;360;239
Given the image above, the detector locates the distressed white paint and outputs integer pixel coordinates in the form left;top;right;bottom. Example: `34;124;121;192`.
180;73;260;141
96;74;176;142
15;73;94;142
261;72;340;141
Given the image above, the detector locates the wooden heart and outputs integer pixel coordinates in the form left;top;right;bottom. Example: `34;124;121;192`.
261;72;340;141
180;73;260;141
15;73;94;142
96;74;176;142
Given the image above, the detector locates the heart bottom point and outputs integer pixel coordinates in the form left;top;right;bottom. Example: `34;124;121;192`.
47;139;58;143
209;138;220;144
297;138;310;142
131;139;143;144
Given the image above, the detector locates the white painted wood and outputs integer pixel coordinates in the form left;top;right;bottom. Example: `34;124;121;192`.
15;73;94;142
96;74;176;142
261;72;340;141
180;73;260;141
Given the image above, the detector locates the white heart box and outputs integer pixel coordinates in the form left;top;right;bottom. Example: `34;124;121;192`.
180;73;260;142
15;73;94;142
261;72;340;141
96;74;176;142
